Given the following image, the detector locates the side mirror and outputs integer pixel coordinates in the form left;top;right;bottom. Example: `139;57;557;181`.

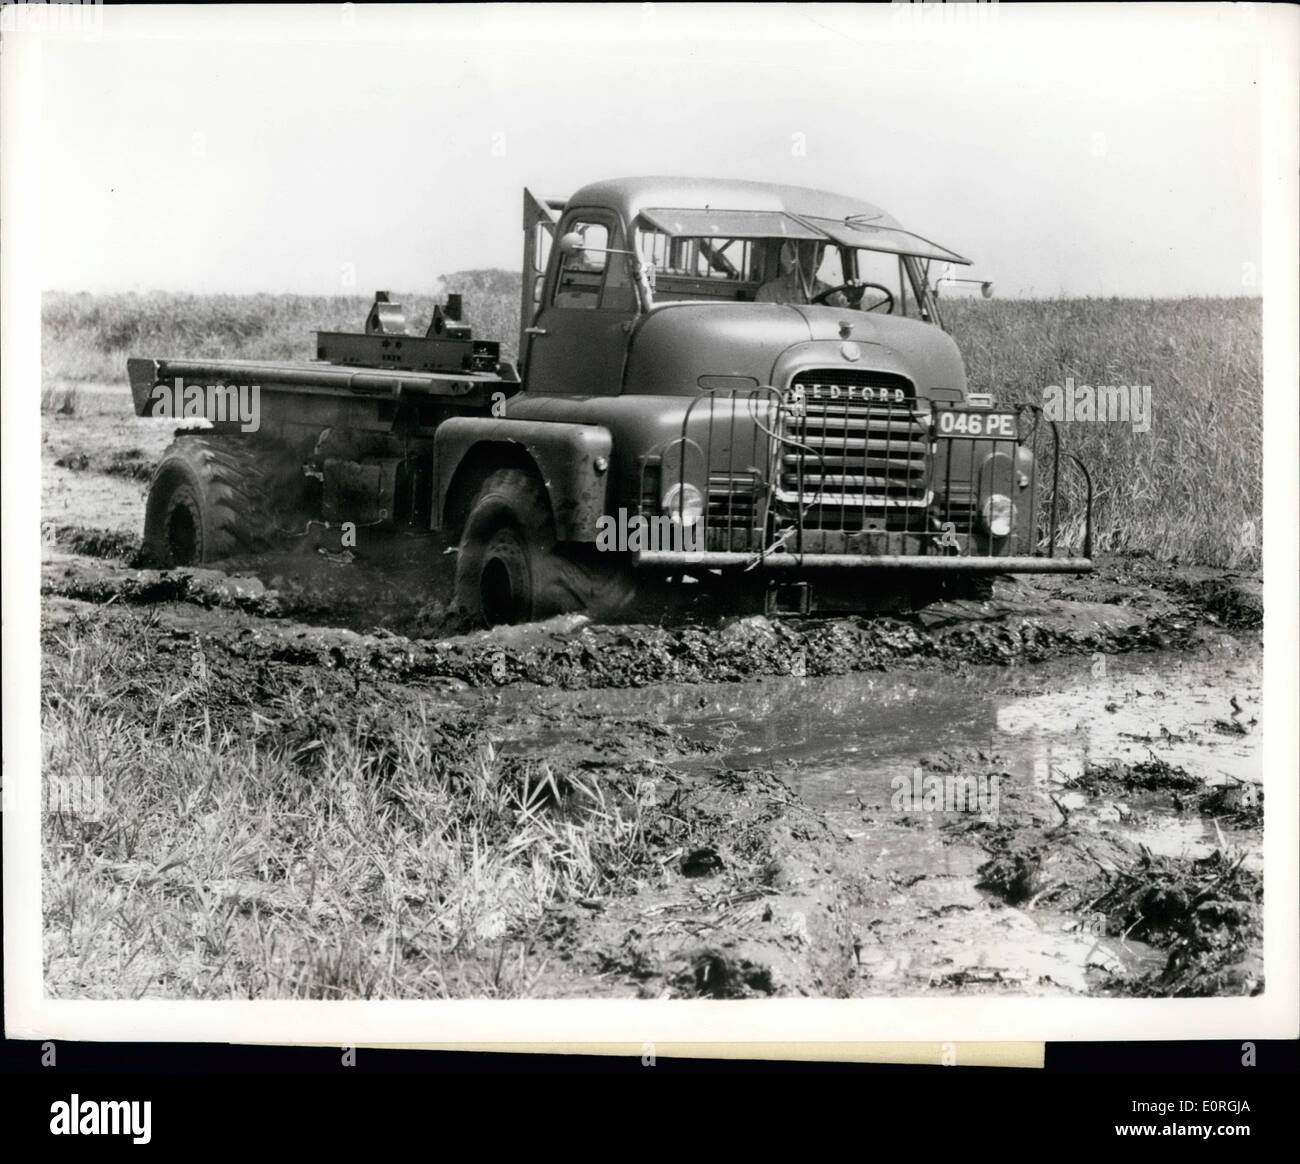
935;275;995;299
558;231;586;256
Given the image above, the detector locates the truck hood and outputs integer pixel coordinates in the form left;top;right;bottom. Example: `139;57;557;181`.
621;301;967;397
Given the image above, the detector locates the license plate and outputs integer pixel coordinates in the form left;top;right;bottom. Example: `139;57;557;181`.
935;407;1018;440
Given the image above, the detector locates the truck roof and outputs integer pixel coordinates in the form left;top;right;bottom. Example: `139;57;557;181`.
565;175;904;231
561;175;969;264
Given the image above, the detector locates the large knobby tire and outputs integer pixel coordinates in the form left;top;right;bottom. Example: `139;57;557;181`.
910;574;996;609
453;467;637;626
141;434;302;566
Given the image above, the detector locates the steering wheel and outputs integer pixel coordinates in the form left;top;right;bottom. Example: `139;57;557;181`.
812;282;895;313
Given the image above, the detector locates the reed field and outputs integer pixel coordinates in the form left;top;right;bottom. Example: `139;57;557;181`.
942;296;1261;570
40;271;522;382
41;281;1261;568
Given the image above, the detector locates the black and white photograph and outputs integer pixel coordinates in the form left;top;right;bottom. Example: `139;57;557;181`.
4;0;1297;1075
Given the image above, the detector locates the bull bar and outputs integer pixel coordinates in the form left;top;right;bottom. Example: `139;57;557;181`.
634;386;1093;575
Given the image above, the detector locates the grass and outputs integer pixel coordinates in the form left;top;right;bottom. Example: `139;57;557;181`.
943;297;1262;569
42;612;654;998
42;283;1260;568
41;270;521;384
41;384;82;416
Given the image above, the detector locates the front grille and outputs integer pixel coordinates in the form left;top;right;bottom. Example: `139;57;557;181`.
708;471;761;528
779;372;930;532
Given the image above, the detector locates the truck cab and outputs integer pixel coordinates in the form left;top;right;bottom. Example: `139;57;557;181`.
520;177;963;400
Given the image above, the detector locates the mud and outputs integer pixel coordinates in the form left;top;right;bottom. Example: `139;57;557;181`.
54;448;153;480
40;570;1264;998
469;642;1262;997
537;767;856;998
52;596;1260;998
41;547;1259;699
1067;757;1205;796
41;395;171;537
46;525;142;562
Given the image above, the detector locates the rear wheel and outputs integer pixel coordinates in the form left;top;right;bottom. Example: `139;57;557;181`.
141;434;302;566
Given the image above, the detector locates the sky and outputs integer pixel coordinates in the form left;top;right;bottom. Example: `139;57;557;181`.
31;3;1270;298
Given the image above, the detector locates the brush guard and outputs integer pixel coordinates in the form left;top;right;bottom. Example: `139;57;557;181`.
634;387;1093;574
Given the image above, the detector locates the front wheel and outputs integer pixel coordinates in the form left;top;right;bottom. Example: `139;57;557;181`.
453;468;562;626
452;468;638;626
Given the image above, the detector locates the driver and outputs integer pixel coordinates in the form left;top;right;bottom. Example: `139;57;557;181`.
755;240;848;306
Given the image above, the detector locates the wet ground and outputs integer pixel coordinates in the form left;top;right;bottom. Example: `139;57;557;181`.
471;640;1262;996
485;646;1261;809
39;389;1265;999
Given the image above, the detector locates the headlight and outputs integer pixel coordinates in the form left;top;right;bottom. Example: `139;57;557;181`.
981;493;1016;538
662;482;704;526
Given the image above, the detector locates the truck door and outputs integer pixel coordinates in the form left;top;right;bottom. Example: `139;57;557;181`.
524;208;637;396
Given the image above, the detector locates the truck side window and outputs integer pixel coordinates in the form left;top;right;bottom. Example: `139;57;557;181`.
531;227;554;317
635;228;759;301
554;221;610;309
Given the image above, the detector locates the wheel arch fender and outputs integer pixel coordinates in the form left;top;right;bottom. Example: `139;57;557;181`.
434;418;613;542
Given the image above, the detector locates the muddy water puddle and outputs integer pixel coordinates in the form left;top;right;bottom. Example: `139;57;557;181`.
482;641;1261;859
472;643;1262;993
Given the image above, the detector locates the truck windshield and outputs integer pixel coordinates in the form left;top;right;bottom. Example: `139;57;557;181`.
813;246;933;319
633;223;936;319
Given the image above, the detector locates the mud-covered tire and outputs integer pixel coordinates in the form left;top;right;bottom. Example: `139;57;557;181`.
141;434;302;566
549;544;640;623
913;574;996;607
452;468;558;625
452;468;638;626
941;575;996;602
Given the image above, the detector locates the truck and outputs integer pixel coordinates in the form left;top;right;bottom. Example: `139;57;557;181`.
128;176;1093;624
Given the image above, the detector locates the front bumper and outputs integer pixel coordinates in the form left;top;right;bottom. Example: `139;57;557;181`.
634;550;1092;574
